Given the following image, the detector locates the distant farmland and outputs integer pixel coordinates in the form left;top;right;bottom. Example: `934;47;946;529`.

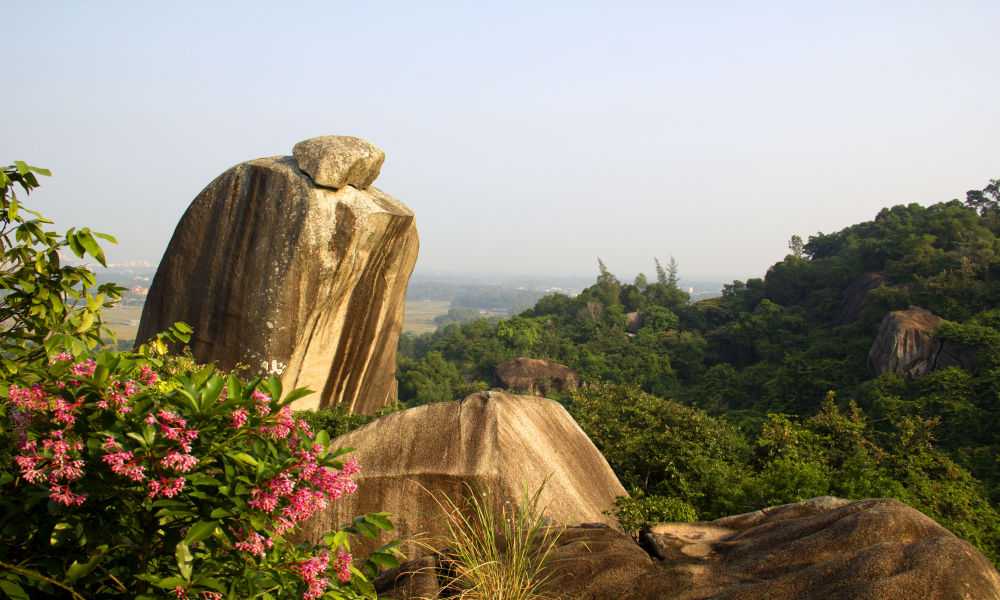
103;299;451;346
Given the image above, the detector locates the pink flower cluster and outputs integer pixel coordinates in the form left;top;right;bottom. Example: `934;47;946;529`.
297;551;329;600
334;548;353;583
9;383;47;412
16;432;87;506
161;450;198;473
102;410;200;498
242;447;360;541
96;379;140;415
251;390;271;416
69;359;96;379
233;529;273;558
259;405;295;440
10;358;161;507
147;410;200;452
147;476;186;499
101;437;146;482
230;407;248;429
139;364;158;386
295;548;353;600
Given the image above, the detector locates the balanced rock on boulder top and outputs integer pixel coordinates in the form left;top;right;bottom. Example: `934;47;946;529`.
292;135;385;189
136;136;417;413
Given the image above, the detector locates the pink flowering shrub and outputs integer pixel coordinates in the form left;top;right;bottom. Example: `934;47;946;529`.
0;164;399;599
1;344;399;599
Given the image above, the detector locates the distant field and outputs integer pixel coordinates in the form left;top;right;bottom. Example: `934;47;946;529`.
104;300;450;341
403;300;450;334
103;304;143;344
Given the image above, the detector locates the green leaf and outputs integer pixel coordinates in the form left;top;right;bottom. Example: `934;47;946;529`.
210;508;233;519
65;548;105;581
226;452;258;468
175;541;194;582
152;576;187;589
184;520;218;544
93;231;117;244
0;580;30;600
279;386;313;407
127;432;149;448
315;430;330;447
368;552;400;569
365;513;394;531
352;520;379;539
77;229;107;266
226;375;243;406
265;376;282;403
200;374;225;406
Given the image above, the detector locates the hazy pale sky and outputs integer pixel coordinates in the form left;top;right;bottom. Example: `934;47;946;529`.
3;1;998;280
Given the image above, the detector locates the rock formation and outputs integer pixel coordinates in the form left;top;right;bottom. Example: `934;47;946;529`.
869;306;974;377
626;311;643;333
299;391;626;557
378;497;1000;599
837;271;885;324
495;357;579;395
136;136;418;413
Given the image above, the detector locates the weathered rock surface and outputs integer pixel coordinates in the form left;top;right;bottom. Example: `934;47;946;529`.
136;137;418;413
299;391;626;558
626;311;643;333
495;357;579;395
378;497;1000;600
292;135;385;189
837;271;885;324
869;306;974;377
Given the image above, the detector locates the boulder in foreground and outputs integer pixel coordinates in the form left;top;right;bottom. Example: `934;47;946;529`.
378;497;1000;599
299;391;627;557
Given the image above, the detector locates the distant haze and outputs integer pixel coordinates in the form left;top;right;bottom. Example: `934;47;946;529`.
3;1;998;281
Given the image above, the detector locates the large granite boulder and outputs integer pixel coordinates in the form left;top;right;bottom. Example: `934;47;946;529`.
495;357;579;395
136;136;418;413
300;391;626;558
378;497;1000;599
869;306;975;377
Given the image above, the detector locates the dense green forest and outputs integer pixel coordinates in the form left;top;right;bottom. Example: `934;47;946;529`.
397;179;1000;562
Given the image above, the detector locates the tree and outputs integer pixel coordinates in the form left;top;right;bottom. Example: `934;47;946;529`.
0;162;123;372
667;256;680;288
788;234;804;259
965;178;1000;216
654;258;668;286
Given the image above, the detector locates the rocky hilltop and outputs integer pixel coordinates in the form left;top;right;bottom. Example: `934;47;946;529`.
136;136;418;413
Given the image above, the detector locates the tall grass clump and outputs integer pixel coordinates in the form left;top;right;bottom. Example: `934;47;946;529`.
423;482;563;600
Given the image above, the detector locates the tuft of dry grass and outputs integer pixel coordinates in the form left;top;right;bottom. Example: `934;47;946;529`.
418;481;563;600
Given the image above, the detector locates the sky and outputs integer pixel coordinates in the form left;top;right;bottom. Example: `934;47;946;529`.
3;1;998;281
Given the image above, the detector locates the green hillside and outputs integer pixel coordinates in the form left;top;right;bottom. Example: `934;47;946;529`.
398;179;1000;562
